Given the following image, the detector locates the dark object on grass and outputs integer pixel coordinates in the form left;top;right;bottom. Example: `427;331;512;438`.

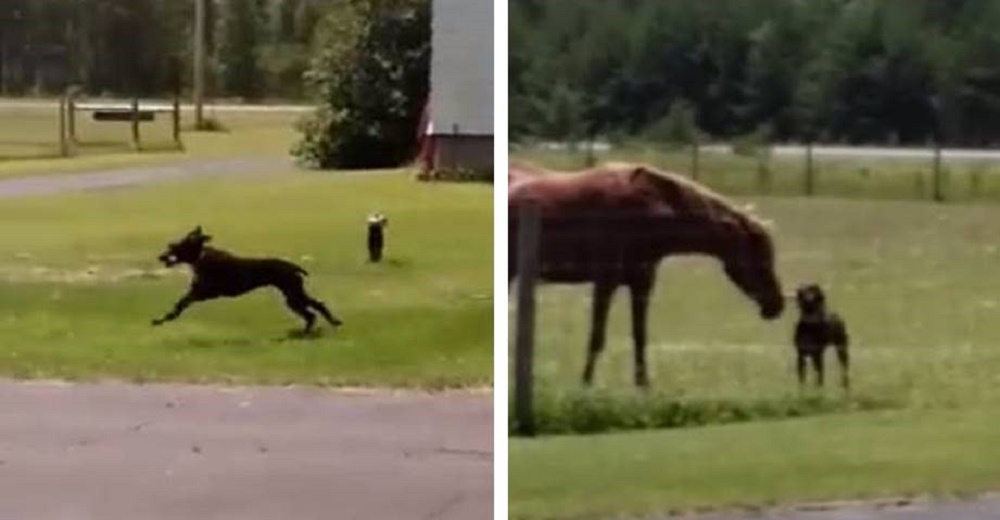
151;226;342;333
367;212;388;263
794;283;850;389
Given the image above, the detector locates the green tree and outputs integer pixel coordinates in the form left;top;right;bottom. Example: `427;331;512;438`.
294;0;430;169
218;0;265;99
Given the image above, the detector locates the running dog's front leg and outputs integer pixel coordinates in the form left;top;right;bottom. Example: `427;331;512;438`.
152;291;200;326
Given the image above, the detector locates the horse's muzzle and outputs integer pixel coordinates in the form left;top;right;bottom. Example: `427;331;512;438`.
760;298;785;320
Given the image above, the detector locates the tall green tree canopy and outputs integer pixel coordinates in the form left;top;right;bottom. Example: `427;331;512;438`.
0;0;324;98
511;0;1000;147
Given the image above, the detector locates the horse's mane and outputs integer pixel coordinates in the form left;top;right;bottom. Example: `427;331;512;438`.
509;161;547;176
601;161;774;234
508;160;772;233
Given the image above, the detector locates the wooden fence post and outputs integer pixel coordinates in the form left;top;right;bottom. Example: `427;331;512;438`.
804;142;815;196
130;97;141;151
691;136;700;181
514;203;541;437
172;94;182;149
58;96;68;157
756;146;771;193
66;87;78;148
932;143;944;202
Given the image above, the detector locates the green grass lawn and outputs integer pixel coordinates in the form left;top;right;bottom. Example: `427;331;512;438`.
0;103;303;177
510;408;1000;520
0;170;492;388
509;195;1000;516
514;145;1000;203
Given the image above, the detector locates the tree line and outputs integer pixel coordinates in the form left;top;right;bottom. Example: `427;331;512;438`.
0;0;431;169
511;0;1000;147
0;0;322;99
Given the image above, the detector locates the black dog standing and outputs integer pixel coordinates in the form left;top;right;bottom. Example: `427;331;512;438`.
152;226;342;334
367;212;388;263
794;283;850;389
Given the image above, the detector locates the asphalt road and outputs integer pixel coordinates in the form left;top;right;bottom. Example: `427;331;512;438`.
0;381;492;520
0;156;293;199
682;495;1000;520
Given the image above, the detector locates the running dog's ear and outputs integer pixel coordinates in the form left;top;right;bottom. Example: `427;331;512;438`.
190;225;212;243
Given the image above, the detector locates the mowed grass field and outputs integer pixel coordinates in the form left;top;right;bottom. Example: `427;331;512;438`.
0;101;302;177
0;171;492;388
509;194;1000;518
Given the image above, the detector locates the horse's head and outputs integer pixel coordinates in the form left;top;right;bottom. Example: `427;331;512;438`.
721;220;784;320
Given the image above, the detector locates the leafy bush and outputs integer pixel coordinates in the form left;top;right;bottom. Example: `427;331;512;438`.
293;0;430;169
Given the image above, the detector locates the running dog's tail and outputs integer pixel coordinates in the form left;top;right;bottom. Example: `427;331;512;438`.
296;265;309;277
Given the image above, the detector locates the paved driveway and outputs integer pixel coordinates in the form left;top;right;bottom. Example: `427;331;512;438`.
0;381;492;520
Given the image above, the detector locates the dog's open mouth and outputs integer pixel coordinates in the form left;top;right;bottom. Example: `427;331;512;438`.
158;254;179;267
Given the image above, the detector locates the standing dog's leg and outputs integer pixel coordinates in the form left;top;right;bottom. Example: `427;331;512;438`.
152;291;200;326
796;350;808;388
835;343;849;390
810;351;825;388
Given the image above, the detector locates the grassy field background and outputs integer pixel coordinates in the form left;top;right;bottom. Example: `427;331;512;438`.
0;171;493;388
0;101;302;177
508;177;1000;516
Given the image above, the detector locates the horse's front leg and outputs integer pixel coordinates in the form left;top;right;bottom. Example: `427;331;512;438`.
582;280;616;386
629;271;655;389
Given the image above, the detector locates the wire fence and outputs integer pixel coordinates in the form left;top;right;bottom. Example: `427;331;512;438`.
0;96;185;161
511;139;1000;203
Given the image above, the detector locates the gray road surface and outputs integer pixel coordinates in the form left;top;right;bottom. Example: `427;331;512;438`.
0;156;293;199
667;495;1000;520
0;381;492;520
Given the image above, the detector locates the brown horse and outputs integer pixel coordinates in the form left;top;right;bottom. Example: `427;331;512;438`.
509;162;785;387
509;161;544;187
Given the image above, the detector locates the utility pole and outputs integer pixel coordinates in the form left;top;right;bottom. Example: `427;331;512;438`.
193;0;206;128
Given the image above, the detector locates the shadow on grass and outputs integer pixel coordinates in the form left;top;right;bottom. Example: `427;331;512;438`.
172;336;258;350
280;328;328;341
510;388;902;437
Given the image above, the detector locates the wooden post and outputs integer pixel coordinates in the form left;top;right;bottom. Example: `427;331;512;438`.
193;0;206;129
756;147;770;193
172;94;182;149
58;95;68;157
805;142;815;196
66;87;77;147
932;143;943;202
691;136;700;181
514;203;541;437
131;97;141;151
